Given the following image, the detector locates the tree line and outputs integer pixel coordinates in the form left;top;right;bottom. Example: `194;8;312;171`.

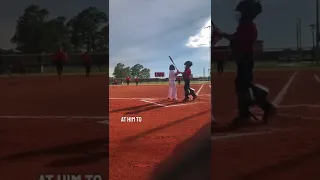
113;63;151;79
11;5;108;53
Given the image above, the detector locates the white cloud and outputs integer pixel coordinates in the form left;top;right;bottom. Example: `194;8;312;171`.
186;18;211;48
109;0;210;77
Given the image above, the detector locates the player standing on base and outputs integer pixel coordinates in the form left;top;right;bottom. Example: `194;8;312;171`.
168;65;178;101
53;46;67;80
217;0;276;126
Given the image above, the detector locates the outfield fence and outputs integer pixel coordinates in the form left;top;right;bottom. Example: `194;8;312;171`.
211;47;318;71
109;77;211;85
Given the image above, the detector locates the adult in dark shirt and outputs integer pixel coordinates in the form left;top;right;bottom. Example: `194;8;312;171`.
217;0;276;126
53;46;67;80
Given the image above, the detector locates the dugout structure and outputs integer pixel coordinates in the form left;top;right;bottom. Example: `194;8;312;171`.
0;53;108;74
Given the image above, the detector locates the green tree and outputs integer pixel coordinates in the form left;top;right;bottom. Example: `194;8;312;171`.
11;5;49;53
67;7;108;52
11;5;70;53
113;63;131;78
43;16;70;51
130;64;144;77
139;68;151;78
96;25;108;53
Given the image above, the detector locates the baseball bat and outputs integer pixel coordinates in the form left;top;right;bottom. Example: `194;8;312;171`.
168;56;179;71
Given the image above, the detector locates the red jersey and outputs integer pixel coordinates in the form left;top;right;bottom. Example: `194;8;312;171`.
82;53;92;63
54;51;67;62
183;68;191;80
126;77;130;81
231;22;257;54
135;78;139;82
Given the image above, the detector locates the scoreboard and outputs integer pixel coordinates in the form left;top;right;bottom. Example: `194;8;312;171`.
155;72;165;77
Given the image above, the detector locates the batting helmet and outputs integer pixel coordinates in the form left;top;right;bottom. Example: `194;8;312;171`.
235;0;262;21
184;61;193;67
169;64;175;70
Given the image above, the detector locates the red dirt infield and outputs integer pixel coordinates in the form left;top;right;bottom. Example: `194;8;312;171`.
0;74;108;180
212;69;320;180
109;83;211;180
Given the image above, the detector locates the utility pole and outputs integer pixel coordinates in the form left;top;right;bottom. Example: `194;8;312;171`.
317;0;319;64
296;19;299;50
296;18;302;50
203;67;205;77
311;24;316;49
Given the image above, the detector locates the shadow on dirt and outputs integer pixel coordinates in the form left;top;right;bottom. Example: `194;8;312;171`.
240;147;320;180
110;99;169;113
211;121;267;134
149;123;211;180
111;99;193;114
125;100;187;114
0;138;108;167
121;110;210;143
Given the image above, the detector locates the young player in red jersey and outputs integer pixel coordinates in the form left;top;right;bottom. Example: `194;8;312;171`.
53;46;67;80
82;51;92;77
135;77;139;86
217;0;276;126
177;61;197;101
125;76;130;85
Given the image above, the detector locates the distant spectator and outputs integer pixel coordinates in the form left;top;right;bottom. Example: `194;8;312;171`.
82;51;92;77
53;46;67;80
126;76;130;85
19;59;26;76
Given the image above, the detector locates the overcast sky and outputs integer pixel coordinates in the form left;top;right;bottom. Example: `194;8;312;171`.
0;0;108;49
213;0;315;49
109;0;210;77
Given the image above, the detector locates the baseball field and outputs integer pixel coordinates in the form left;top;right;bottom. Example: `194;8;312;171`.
109;82;211;180
0;74;108;180
212;68;320;179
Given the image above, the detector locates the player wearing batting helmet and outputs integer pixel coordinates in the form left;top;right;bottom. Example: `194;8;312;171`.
177;61;197;101
168;64;178;100
216;0;276;127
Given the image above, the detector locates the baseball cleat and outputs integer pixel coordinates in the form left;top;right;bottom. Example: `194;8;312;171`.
192;95;198;101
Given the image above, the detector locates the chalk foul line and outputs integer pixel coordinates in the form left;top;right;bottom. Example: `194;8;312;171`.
140;99;204;108
272;71;298;106
196;84;204;95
